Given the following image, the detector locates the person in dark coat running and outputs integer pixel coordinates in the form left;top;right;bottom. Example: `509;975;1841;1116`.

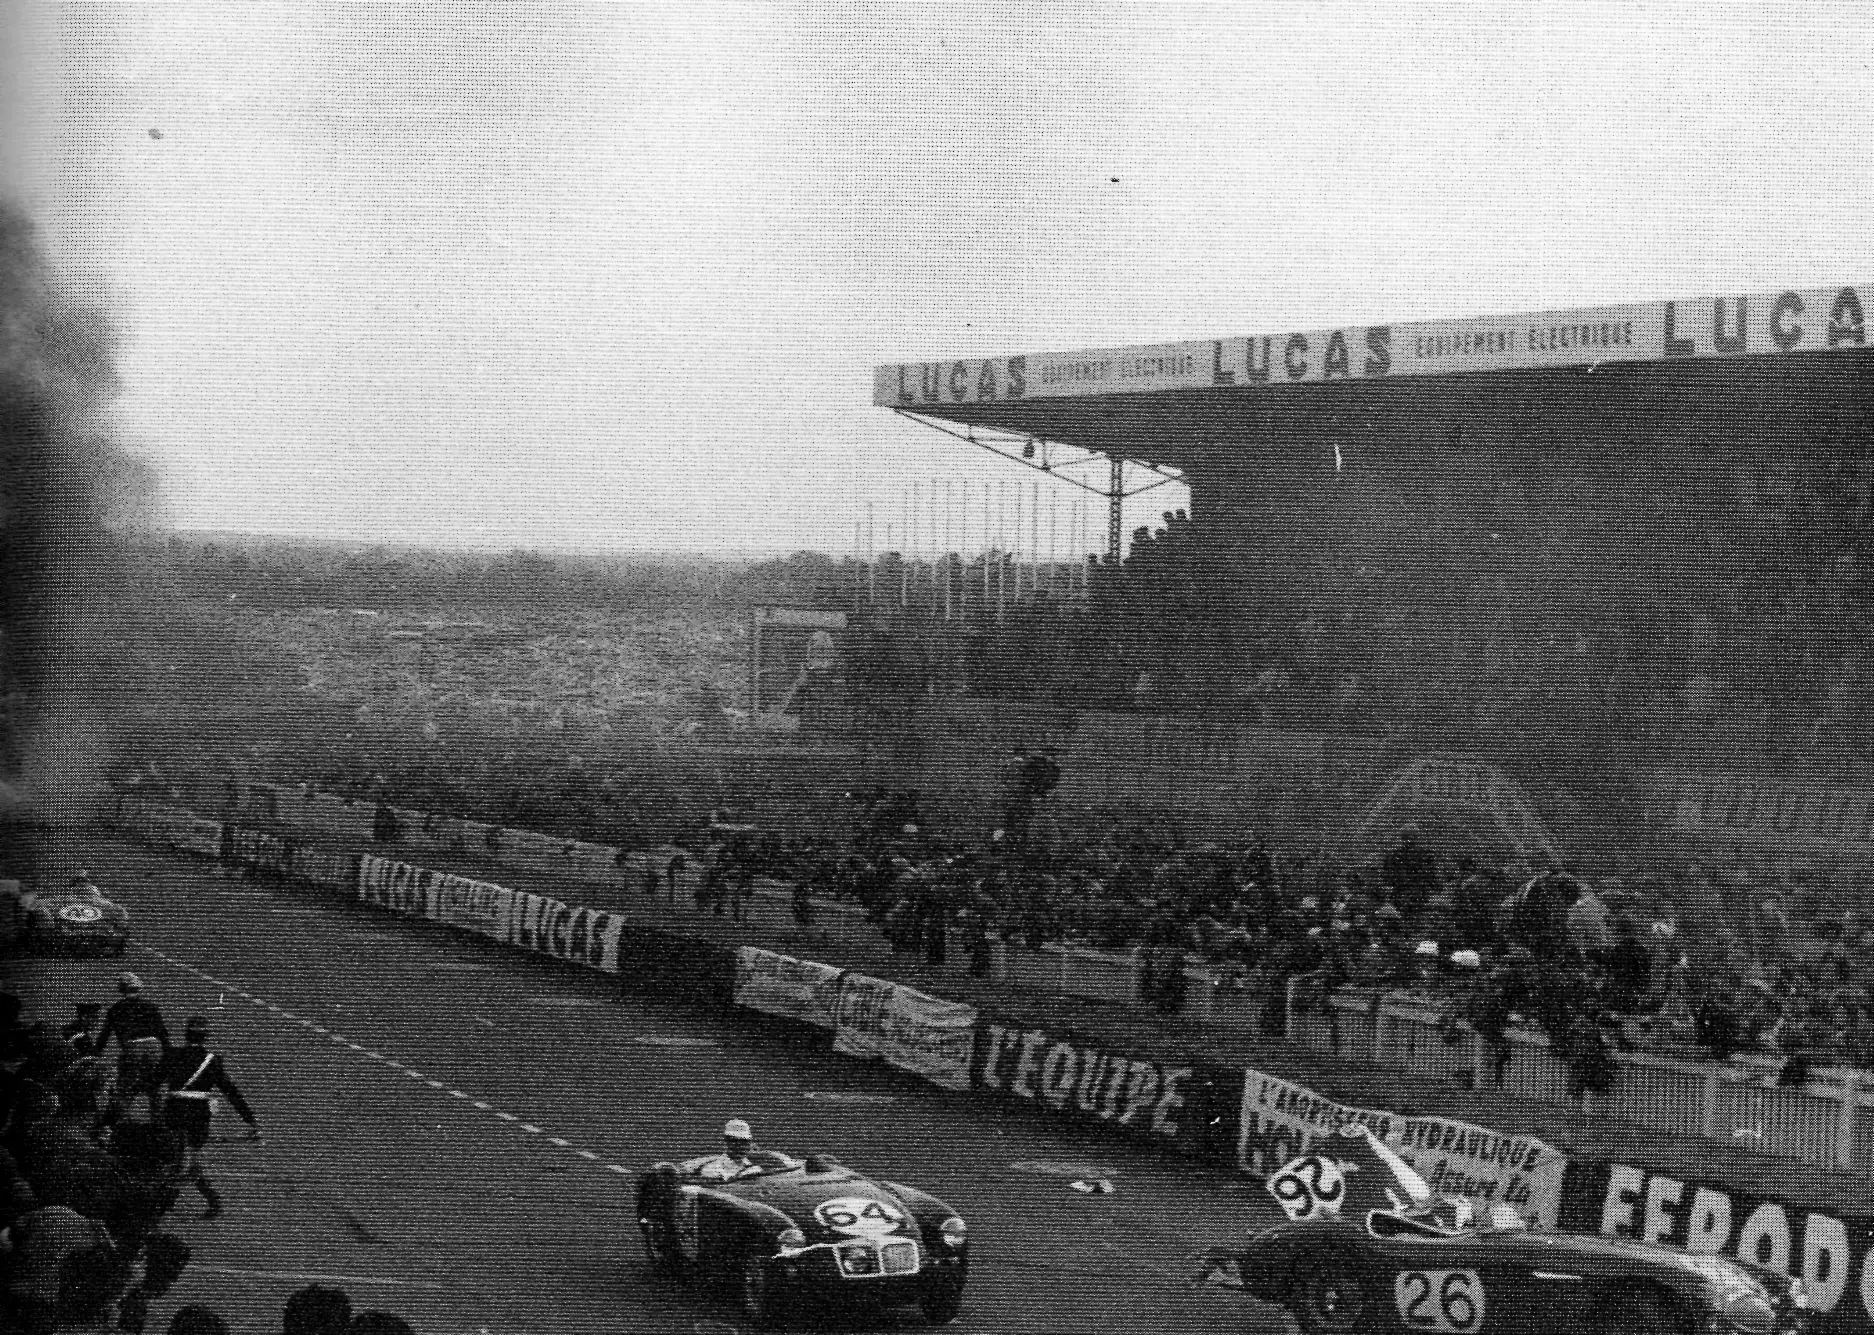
159;1017;259;1220
99;974;169;1124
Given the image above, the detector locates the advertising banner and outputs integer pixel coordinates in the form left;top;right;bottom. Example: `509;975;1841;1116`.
178;819;226;859
287;847;358;894
1236;1068;1566;1229
1560;1160;1874;1334
1657;771;1874;855
429;871;514;940
358;855;434;918
832;974;977;1091
875;284;1874;406
228;827;291;876
507;892;622;973
733;948;845;1028
970;1014;1224;1155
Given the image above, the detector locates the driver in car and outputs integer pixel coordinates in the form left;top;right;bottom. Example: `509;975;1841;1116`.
682;1118;764;1182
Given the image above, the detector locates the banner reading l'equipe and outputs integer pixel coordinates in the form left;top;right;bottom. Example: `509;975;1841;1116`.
1561;1160;1874;1334
832;973;976;1091
1236;1068;1566;1229
969;1014;1223;1156
734;947;845;1029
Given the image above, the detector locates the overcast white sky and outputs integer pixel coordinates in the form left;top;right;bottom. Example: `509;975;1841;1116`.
8;2;1873;556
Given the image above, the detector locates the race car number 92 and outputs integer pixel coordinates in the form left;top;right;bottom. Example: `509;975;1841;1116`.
57;904;103;924
814;1197;904;1237
1394;1269;1484;1334
1267;1155;1345;1220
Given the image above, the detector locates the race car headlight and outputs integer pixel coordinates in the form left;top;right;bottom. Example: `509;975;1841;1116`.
1716;1286;1776;1335
837;1244;880;1275
940;1217;967;1248
776;1228;807;1255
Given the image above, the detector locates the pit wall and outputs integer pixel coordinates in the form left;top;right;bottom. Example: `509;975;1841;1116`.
107;796;1874;1335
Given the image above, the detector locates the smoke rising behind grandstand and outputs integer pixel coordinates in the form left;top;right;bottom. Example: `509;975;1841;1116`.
13;4;1874;555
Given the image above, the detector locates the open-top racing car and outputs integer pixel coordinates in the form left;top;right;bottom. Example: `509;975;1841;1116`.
20;874;130;957
636;1148;968;1328
1197;1123;1808;1335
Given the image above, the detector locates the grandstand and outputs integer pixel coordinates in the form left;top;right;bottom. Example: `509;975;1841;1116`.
874;284;1874;866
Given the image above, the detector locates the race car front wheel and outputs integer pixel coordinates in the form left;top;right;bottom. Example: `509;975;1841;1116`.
638;1217;682;1276
740;1253;787;1330
1294;1259;1370;1335
1598;1283;1693;1335
919;1276;964;1325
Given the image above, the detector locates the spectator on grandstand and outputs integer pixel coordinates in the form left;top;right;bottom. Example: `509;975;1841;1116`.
1449;861;1506;951
1380;824;1439;922
1601;916;1654;1015
1567;883;1614;958
282;1284;353;1335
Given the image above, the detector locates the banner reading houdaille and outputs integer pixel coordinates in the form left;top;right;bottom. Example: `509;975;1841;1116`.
1237;1068;1566;1228
734;948;846;1029
832;973;977;1091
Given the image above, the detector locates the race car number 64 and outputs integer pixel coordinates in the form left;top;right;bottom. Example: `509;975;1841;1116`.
814;1197;903;1237
1393;1269;1484;1334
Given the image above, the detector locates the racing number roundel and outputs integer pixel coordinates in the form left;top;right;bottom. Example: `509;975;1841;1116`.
1268;1155;1346;1220
57;904;103;924
1393;1269;1484;1334
814;1196;904;1238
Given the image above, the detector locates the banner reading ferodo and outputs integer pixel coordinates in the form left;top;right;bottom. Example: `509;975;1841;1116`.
1561;1161;1874;1334
734;948;845;1028
970;1016;1217;1155
507;892;623;973
1236;1069;1566;1229
832;974;976;1091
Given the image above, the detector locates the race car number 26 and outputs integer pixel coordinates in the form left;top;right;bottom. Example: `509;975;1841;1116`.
1394;1269;1484;1334
814;1197;903;1237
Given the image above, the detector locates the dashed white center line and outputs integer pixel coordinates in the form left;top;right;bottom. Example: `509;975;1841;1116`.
137;945;625;1179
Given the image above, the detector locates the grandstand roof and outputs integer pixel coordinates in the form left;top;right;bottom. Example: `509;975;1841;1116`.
875;283;1874;468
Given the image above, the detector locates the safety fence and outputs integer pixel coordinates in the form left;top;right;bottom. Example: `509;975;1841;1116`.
1287;983;1874;1177
180;784;1290;1025
102;796;1874;1335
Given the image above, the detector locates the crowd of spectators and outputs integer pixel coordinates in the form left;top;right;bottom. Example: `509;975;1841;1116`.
696;788;1874;1095
134;739;1874;1098
0;982;416;1333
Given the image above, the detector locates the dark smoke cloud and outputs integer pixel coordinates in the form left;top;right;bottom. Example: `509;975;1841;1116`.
0;197;161;829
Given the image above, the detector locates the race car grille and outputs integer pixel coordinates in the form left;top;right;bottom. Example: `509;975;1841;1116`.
880;1240;919;1275
835;1240;920;1277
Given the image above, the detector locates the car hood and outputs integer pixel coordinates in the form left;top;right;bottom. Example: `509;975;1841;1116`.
1270;1217;1785;1297
715;1171;921;1245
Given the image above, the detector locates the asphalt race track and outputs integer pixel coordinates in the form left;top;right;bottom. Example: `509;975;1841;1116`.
4;838;1292;1335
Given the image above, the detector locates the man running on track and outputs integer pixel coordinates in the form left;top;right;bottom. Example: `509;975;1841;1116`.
98;974;168;1124
159;1017;259;1220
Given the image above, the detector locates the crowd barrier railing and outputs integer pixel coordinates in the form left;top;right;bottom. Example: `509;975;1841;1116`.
1287;976;1874;1174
